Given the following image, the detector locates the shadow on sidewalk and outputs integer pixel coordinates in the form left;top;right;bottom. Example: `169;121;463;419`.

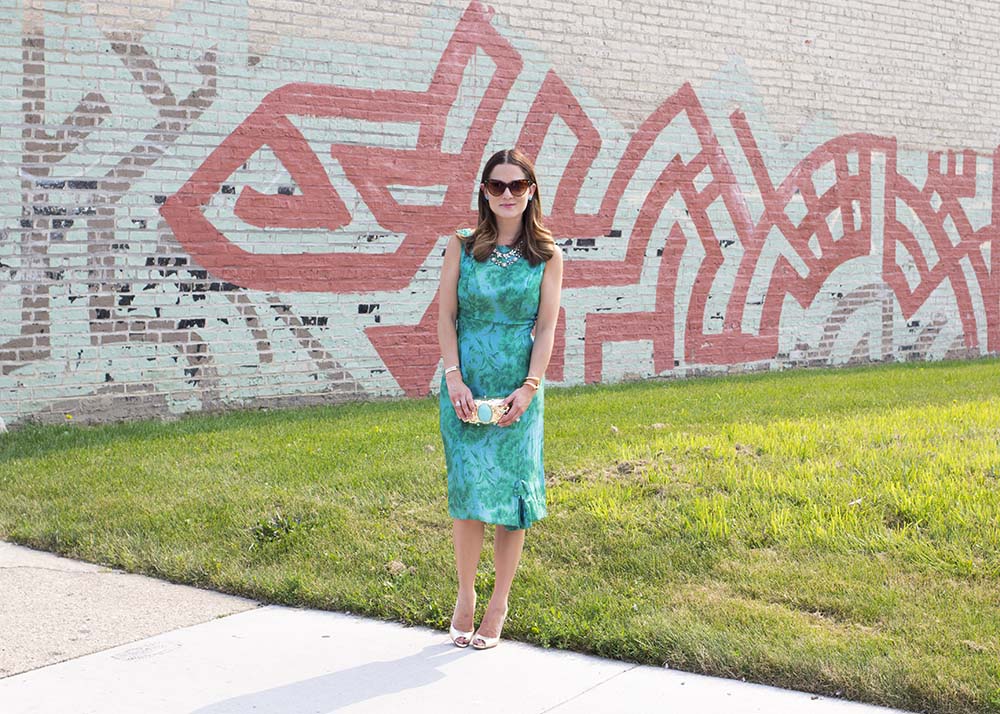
190;642;467;713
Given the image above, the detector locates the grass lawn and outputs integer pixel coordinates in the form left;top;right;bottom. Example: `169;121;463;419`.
1;358;999;713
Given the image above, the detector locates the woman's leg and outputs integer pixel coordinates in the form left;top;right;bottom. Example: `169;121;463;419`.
452;519;485;636
476;525;525;638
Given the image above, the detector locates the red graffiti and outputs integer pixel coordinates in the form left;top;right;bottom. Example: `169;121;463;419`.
884;148;999;352
161;3;517;295
161;1;1000;396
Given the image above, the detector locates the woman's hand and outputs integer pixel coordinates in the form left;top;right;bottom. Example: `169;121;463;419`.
496;385;534;427
446;373;475;422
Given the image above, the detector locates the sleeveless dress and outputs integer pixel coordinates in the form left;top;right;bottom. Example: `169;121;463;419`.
439;230;547;531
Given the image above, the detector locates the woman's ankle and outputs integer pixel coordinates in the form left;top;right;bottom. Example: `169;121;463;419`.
487;594;509;612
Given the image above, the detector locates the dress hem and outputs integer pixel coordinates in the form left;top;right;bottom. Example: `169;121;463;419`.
447;506;547;531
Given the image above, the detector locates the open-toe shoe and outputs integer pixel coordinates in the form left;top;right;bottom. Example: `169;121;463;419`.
450;622;475;648
471;608;508;650
449;598;476;648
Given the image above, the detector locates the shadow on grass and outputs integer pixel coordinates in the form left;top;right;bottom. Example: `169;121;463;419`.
3;357;997;463
0;394;439;463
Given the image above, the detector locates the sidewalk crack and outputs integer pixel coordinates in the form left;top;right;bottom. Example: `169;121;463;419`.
539;663;641;713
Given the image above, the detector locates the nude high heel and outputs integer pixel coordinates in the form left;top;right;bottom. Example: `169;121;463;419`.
449;597;475;648
471;608;508;650
450;621;474;648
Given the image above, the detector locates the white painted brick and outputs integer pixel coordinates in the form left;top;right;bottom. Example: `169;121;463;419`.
0;0;997;425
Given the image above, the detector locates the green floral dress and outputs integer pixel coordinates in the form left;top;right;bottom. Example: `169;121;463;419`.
439;230;547;530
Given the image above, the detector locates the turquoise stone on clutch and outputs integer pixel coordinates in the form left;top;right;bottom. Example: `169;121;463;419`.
477;402;493;423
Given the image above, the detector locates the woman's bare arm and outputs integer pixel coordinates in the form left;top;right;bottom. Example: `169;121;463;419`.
438;233;463;369
527;245;564;381
438;233;474;420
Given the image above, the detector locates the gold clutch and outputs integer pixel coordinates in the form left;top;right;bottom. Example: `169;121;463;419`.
462;398;509;425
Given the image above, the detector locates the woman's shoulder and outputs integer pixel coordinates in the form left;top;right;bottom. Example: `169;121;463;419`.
546;240;565;263
448;228;474;261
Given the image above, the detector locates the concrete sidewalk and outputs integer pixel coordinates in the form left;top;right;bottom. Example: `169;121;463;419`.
0;541;913;714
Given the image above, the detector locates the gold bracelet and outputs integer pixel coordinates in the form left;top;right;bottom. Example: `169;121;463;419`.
522;380;538;391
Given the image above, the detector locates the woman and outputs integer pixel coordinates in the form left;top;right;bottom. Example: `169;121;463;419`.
437;148;563;650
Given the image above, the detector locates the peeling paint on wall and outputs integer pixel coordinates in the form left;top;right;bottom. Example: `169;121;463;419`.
0;1;996;425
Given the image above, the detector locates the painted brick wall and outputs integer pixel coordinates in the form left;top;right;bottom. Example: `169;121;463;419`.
1;0;998;426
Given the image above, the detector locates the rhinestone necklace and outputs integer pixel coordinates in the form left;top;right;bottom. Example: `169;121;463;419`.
490;244;522;268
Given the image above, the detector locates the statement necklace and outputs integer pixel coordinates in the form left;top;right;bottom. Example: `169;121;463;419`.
490;243;522;268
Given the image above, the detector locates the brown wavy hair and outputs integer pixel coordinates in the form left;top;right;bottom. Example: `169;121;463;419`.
461;148;555;266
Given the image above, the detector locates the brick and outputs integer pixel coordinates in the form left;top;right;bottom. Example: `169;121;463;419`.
0;0;997;425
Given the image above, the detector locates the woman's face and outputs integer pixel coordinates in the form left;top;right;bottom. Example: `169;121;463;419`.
482;163;536;221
